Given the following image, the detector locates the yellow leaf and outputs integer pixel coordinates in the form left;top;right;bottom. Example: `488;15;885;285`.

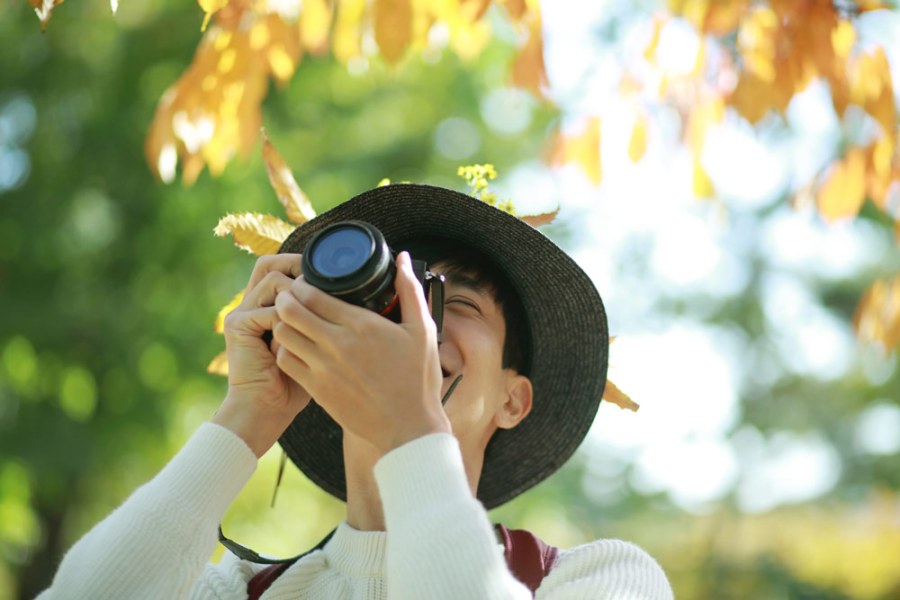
551;118;602;185
214;212;296;255
693;155;714;198
145;11;302;184
737;5;778;83
261;129;317;225
214;290;245;333
866;136;896;210
520;208;559;227
207;351;229;376
603;379;640;411
628;112;649;162
831;19;856;61
729;72;776;123
333;0;367;63
817;147;867;222
501;0;527;21
511;13;549;95
197;0;229;31
460;0;492;22
849;48;896;137
703;0;746;35
853;276;900;351
643;15;665;62
301;0;333;54
374;0;413;64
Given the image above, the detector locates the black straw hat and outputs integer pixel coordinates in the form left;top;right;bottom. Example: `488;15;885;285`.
277;183;608;509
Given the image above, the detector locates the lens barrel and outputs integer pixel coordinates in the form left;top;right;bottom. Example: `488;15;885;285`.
302;221;398;315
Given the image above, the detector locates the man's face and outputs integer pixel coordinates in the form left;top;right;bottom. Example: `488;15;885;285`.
433;266;532;457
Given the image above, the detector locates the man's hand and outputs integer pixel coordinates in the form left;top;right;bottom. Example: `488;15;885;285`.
273;251;451;455
212;254;312;457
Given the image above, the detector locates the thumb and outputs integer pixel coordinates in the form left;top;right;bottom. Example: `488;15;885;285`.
395;251;432;329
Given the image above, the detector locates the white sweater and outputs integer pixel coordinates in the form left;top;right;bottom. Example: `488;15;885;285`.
38;423;673;599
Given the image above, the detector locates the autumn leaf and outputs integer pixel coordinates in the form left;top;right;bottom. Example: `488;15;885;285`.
207;351;229;376
866;135;896;209
501;0;528;21
197;0;229;32
511;12;549;96
643;15;665;62
693;155;715;198
333;0;367;63
629;112;649;162
214;212;296;255
214;290;245;333
520;208;559;227
603;379;640;411
374;0;413;64
853;276;900;351
146;11;302;184
849;48;896;137
301;0;334;54
550;117;602;185
817;147;867;223
30;0;64;30
261;129;317;225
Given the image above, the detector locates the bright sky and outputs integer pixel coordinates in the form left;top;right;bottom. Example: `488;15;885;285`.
483;0;900;514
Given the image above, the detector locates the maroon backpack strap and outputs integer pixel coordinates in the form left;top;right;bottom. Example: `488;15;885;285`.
247;562;293;600
497;524;560;595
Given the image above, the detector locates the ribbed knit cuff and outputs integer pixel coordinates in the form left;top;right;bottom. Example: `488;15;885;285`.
373;433;474;524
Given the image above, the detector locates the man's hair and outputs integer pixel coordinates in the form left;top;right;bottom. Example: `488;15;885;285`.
398;237;531;376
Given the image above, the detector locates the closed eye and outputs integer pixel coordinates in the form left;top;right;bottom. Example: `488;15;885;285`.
446;296;482;314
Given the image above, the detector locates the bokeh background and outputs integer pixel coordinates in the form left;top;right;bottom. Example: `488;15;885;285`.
2;0;899;598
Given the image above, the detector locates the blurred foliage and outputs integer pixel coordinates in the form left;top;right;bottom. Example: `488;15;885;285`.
553;0;900;352
3;1;900;600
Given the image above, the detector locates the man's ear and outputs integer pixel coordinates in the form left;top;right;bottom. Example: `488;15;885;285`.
495;374;533;430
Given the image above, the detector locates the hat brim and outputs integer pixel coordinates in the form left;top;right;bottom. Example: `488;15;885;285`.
276;184;608;509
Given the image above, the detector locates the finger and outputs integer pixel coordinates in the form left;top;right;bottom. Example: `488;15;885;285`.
272;320;318;363
223;306;278;339
242;271;296;309
289;276;370;326
395;252;432;330
246;254;303;293
275;344;311;387
275;288;339;343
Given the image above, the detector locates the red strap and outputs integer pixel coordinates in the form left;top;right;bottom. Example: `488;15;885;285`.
497;524;559;594
247;562;292;600
247;525;558;599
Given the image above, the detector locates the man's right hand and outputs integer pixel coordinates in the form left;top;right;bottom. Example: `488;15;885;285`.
211;254;312;457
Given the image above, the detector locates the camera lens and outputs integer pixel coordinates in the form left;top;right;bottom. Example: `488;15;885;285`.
310;226;373;277
302;221;397;315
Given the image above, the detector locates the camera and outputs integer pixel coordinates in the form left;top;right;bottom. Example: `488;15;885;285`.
301;220;444;326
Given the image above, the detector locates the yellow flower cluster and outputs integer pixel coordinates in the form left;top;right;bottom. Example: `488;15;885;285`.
457;164;516;215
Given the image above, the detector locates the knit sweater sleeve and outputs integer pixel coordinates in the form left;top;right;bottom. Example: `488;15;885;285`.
374;433;532;599
36;422;257;600
536;539;673;599
374;433;673;600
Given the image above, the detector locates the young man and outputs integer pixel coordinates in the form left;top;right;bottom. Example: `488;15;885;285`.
39;184;673;598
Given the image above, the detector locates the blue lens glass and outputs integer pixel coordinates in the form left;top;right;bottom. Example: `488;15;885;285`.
311;226;373;277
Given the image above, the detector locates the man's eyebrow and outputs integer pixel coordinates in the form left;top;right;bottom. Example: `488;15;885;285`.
440;271;492;296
